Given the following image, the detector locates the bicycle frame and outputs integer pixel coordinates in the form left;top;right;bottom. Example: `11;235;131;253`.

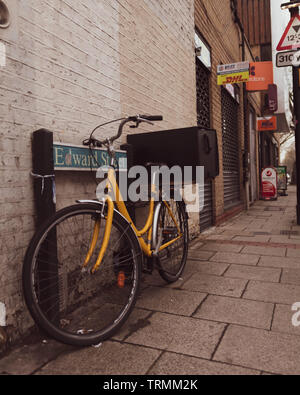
84;166;183;273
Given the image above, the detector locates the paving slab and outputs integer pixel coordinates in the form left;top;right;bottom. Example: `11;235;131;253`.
241;245;286;257
149;351;259;375
0;339;72;375
281;268;300;286
246;211;272;217
143;270;188;289
35;341;161;375
194;295;274;330
219;224;247;231
216;230;253;237
290;235;300;240
243;280;300;305
188;250;216;261
126;312;226;360
224;264;281;283
259;255;300;269
214;325;300;375
269;236;299;245
181;273;247;297
232;235;271;243
201;242;243;253
210;252;259;266
272;304;300;337
184;260;229;277
189;241;204;250
205;234;234;241
135;287;207;316
286;248;300;258
112;308;152;341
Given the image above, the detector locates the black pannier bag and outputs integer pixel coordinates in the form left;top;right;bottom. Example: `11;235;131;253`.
124;126;219;183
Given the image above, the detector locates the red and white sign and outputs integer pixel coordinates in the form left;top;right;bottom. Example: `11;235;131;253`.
261;167;278;201
277;14;300;51
257;116;277;132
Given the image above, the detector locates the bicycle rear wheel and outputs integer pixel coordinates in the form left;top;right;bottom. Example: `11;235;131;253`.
155;199;189;283
22;203;142;346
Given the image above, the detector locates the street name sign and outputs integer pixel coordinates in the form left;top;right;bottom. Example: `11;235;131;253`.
277;14;300;51
53;143;127;171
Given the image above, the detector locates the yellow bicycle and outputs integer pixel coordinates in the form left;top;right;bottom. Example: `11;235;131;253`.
22;115;189;346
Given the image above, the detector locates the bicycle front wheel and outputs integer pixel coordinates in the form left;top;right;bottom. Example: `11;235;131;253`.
155;199;189;283
22;203;142;346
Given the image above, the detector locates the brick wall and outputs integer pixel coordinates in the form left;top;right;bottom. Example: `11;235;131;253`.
194;0;262;222
0;0;196;344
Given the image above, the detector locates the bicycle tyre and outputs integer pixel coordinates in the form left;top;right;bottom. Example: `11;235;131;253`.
22;203;142;347
155;199;189;283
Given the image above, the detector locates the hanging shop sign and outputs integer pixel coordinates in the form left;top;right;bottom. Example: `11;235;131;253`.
53;143;127;171
277;14;300;51
257;116;277;132
276;166;288;193
261;167;278;201
217;61;249;85
268;84;278;113
246;62;274;92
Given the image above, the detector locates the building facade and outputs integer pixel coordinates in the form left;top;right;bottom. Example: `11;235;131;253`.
0;0;267;346
236;0;282;174
194;0;266;227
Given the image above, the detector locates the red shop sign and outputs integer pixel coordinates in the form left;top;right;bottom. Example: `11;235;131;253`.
261;167;278;201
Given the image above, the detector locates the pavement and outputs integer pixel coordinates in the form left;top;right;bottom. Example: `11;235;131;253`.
1;185;300;375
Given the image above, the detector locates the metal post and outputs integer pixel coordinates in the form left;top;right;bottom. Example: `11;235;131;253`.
293;65;300;223
288;5;300;223
32;129;56;225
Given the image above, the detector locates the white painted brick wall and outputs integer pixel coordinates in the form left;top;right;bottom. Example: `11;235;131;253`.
0;0;196;341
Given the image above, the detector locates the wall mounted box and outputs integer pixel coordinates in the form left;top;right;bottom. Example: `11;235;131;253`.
126;127;219;182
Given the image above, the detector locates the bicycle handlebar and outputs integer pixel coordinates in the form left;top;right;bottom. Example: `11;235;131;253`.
138;115;163;121
83;114;163;147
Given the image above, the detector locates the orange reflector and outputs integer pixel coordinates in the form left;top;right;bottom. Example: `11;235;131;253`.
117;272;125;288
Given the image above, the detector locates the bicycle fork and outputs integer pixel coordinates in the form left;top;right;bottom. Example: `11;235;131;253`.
82;196;114;274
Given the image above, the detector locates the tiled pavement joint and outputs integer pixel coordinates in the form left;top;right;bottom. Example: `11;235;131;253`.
240;280;250;298
122;311;154;342
211;324;229;361
191;294;209;317
269;304;277;331
145;350;165;375
279;269;284;283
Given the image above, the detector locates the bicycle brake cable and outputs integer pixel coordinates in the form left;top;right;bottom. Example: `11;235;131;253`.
87;117;127;183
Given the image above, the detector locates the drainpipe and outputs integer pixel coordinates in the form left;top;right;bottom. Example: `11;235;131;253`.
231;0;250;210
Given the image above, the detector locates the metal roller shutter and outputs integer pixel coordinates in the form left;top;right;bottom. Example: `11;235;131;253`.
199;180;213;232
196;58;214;232
221;88;241;210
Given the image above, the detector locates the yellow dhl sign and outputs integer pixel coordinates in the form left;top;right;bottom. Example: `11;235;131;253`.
217;71;249;85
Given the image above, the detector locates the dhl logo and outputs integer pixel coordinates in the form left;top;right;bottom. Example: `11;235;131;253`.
225;75;247;83
217;71;249;86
